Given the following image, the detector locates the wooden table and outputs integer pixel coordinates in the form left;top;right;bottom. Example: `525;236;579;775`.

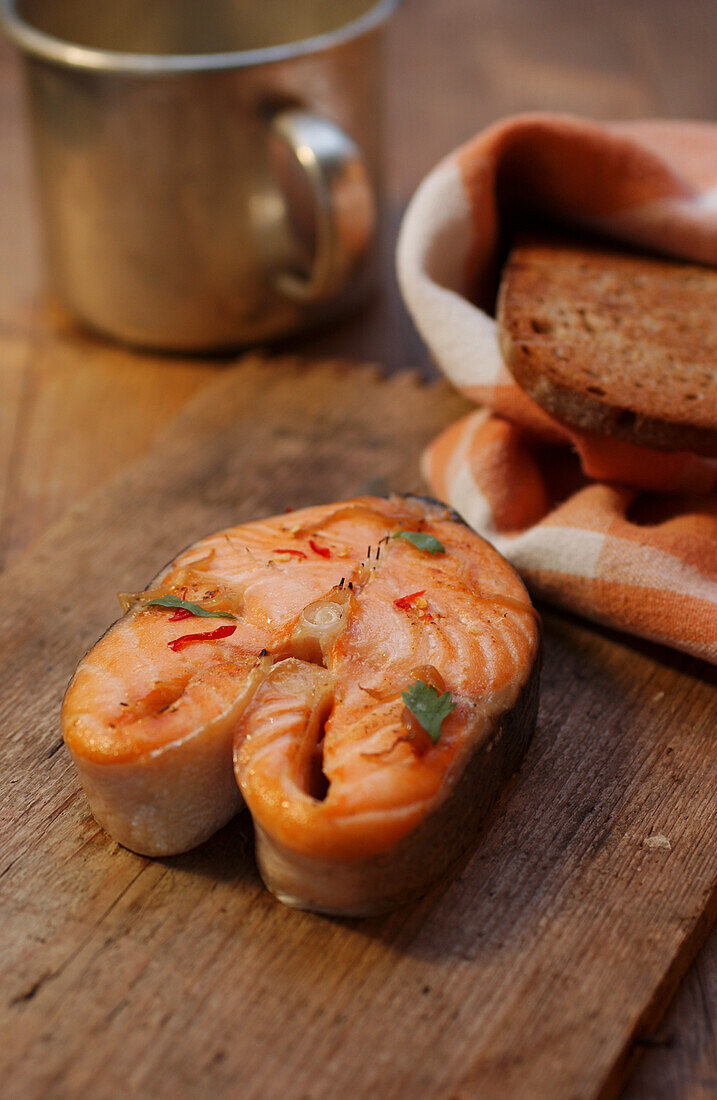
1;2;715;1096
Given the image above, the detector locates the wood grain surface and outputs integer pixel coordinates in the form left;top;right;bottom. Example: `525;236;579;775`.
1;0;717;1095
1;358;716;1100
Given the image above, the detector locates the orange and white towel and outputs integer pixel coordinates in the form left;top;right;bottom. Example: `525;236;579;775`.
397;114;717;663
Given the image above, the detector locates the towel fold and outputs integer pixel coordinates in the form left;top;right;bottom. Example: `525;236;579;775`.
397;114;717;662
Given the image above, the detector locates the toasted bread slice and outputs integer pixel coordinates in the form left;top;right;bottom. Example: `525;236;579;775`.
496;235;717;456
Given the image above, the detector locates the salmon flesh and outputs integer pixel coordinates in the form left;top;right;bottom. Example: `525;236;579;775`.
62;496;541;915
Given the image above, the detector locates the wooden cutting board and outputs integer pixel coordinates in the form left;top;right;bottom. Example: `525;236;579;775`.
1;356;715;1100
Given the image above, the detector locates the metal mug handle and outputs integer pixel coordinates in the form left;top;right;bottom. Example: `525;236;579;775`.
270;108;376;303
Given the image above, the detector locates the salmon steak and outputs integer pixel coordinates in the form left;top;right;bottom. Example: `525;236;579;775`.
62;495;541;915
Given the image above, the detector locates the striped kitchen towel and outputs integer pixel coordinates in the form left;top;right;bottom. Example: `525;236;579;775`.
397;114;717;663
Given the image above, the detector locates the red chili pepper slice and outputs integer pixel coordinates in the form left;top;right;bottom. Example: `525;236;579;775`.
309;539;331;559
168;609;195;622
168;624;237;652
272;548;307;559
394;590;426;610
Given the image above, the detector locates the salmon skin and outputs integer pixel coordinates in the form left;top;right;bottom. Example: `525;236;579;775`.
62;495;541;915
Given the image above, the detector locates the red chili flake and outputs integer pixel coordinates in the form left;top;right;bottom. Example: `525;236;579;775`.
168;624;237;652
394;590;426;610
283;506;294;513
168;609;195;622
273;548;307;558
309;539;331;559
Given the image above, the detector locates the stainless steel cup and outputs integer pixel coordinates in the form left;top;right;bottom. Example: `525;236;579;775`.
1;0;398;350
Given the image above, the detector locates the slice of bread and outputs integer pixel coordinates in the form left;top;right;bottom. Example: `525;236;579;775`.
496;235;717;456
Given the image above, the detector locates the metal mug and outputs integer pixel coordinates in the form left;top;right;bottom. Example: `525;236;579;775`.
1;0;398;351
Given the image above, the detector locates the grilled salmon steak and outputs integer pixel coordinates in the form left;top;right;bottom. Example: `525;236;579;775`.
62;495;541;914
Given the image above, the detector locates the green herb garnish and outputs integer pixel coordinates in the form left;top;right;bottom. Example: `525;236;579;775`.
392;530;446;555
401;680;456;744
146;594;236;619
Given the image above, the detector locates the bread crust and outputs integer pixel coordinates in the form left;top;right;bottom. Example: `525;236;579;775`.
497;236;717;456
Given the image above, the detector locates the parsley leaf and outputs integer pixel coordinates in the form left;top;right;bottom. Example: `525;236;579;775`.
392;530;446;555
401;680;456;743
146;594;236;619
